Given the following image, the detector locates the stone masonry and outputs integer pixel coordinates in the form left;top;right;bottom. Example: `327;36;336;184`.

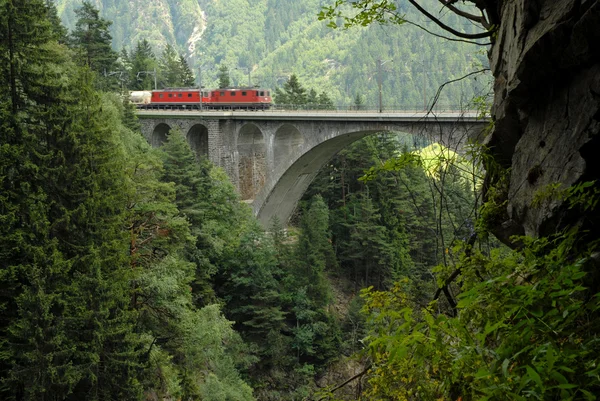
138;112;487;226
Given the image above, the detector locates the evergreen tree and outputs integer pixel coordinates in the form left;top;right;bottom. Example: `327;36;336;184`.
1;1;74;396
341;193;410;288
70;1;117;75
159;130;251;305
303;135;418;288
354;93;365;110
179;54;196;87
114;47;132;90
159;43;181;87
306;88;319;109
293;195;336;307
45;0;68;42
130;39;156;90
274;74;307;106
0;4;145;398
158;45;196;88
215;224;286;346
218;63;231;88
318;91;335;110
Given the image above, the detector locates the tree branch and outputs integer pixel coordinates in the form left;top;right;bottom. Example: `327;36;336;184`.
433;232;478;315
428;69;490;114
402;18;491;46
407;0;496;39
317;364;372;400
438;0;491;29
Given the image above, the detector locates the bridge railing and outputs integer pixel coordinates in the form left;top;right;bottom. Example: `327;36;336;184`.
268;104;481;113
138;103;483;114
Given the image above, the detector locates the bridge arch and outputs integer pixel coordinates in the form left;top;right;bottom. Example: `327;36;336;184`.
273;124;305;168
255;129;383;226
238;123;267;200
187;124;209;159
151;123;171;148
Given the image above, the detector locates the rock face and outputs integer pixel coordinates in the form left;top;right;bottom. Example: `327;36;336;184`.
486;0;600;244
56;0;205;56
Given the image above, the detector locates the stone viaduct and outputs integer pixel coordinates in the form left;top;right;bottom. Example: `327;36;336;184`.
138;110;487;226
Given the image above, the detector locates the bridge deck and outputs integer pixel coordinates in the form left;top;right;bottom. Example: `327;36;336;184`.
137;110;487;123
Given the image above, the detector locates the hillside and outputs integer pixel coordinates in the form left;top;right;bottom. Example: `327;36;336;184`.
56;0;491;108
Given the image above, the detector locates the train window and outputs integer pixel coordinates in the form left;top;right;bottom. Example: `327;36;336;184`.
188;93;192;97
230;91;236;96
168;93;173;98
159;94;163;98
178;93;182;97
267;91;271;96
260;91;264;96
220;91;225;96
242;91;247;96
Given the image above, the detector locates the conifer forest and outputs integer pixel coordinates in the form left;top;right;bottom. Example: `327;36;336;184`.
1;1;599;400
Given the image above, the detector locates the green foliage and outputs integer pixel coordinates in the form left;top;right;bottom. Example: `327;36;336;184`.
318;0;407;29
478;164;510;235
275;74;307;105
159;44;196;87
46;0;68;42
275;74;337;109
358;229;600;400
179;54;196;86
103;94;257;401
533;181;600;212
56;0;491;108
218;63;231;88
129;39;157;90
293;195;337;305
0;6;144;399
70;1;118;87
354;92;365;110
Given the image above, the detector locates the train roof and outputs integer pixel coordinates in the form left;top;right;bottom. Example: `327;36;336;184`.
152;87;270;92
152;88;200;91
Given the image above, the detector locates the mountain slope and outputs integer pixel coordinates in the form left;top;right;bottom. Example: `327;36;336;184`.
57;0;491;108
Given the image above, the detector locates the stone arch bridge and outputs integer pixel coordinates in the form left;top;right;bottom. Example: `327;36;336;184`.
138;110;487;226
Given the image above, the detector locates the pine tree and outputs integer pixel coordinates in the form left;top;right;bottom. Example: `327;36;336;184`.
354;93;365;110
218;63;231;88
306;88;319;109
45;0;68;43
1;2;76;396
216;224;286;344
70;1;117;75
294;195;336;306
159;43;181;87
1;4;144;398
341;194;404;288
274;74;307;106
179;54;196;87
130;39;156;90
318;91;335;110
115;47;132;90
159;130;250;305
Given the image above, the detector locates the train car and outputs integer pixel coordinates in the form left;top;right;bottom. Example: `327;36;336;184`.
131;87;272;110
146;89;210;109
129;91;152;106
207;88;272;109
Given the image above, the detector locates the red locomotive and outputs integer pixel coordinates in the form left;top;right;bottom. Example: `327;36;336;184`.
130;88;272;110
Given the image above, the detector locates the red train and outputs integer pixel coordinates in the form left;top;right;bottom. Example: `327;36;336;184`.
130;87;272;110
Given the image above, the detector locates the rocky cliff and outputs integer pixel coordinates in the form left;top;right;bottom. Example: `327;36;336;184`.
55;0;205;54
486;0;600;244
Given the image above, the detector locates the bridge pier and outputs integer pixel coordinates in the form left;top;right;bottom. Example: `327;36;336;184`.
138;111;488;226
